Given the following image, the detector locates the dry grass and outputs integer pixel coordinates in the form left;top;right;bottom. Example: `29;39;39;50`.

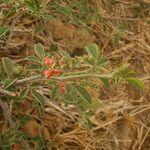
0;0;150;149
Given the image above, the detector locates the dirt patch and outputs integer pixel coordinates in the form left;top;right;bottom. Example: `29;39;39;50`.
47;19;95;56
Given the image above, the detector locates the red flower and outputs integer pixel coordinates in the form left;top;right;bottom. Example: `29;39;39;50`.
43;70;54;78
43;57;54;66
60;82;65;94
43;69;62;78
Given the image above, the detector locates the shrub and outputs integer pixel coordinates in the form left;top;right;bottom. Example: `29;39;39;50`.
0;43;144;149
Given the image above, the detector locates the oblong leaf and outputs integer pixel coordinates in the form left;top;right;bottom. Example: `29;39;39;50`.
85;43;100;60
32;91;45;106
34;43;45;60
26;56;41;63
51;87;59;100
59;49;71;59
20;88;29;99
2;57;14;76
99;77;109;87
4;79;17;89
0;26;9;38
126;78;144;92
28;65;42;71
74;85;91;103
98;57;109;66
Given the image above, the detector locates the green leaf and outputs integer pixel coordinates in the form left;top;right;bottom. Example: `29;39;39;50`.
76;97;90;112
44;15;55;22
26;56;41;63
66;84;74;94
29;82;41;89
28;65;42;71
74;85;91;103
2;0;12;4
4;79;17;89
32;91;45;106
115;64;136;79
2;8;16;18
113;33;121;45
34;43;45;60
124;70;136;78
18;115;31;125
86;117;93;129
119;20;128;32
115;76;122;86
63;84;76;102
51;87;59;100
99;77;109;87
126;78;144;92
0;26;9;38
2;57;14;76
59;49;71;59
24;0;40;13
20;88;29;99
13;65;22;75
58;6;72;15
98;57;109;66
49;44;58;52
86;58;95;66
85;43;100;60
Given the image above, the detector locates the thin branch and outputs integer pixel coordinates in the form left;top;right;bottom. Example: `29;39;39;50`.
44;95;77;121
0;88;16;97
53;73;112;81
8;72;113;86
0;72;113;97
138;128;150;150
16;74;42;84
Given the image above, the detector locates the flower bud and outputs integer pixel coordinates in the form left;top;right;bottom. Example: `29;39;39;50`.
59;82;65;94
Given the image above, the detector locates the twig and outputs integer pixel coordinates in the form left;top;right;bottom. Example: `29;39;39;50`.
53;73;112;80
1;71;113;86
92;116;122;131
140;74;150;81
0;88;16;97
130;106;150;117
138;128;150;150
44;96;77;121
16;74;42;84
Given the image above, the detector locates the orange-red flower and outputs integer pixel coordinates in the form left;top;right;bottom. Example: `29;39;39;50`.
43;70;54;78
43;57;54;66
43;69;62;78
59;82;65;94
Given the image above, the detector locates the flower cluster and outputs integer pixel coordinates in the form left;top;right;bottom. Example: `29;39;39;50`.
43;69;62;78
43;57;65;94
43;57;62;78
